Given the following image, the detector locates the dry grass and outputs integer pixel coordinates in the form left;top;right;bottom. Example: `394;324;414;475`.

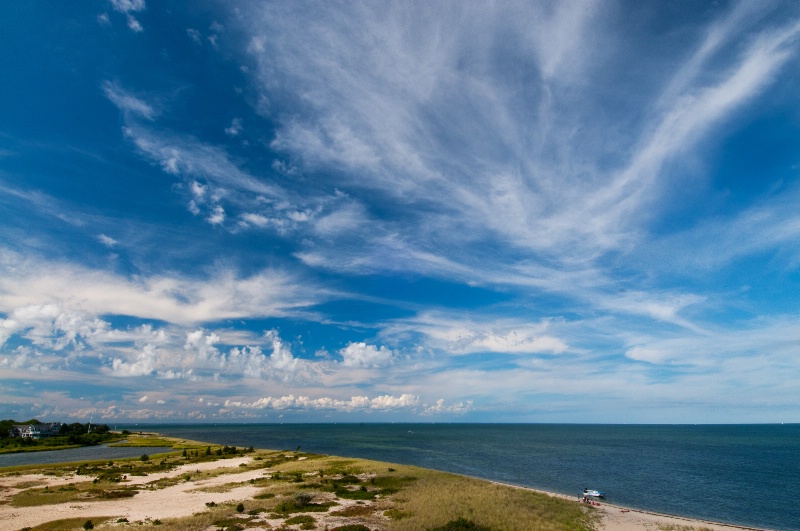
11;480;139;507
384;468;596;531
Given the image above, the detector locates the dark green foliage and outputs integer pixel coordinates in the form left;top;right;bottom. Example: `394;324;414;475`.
334;486;375;500
370;474;417;495
428;518;491;531
331;525;371;531
272;496;335;514
236;502;245;513
1;419;116;450
83;520;94;530
285;514;316;529
140;453;150;461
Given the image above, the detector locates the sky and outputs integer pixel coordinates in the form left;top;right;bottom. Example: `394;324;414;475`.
1;1;800;424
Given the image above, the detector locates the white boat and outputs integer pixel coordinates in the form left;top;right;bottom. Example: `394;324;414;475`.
583;488;605;498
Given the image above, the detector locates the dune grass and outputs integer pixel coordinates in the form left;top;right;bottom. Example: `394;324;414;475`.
3;438;597;531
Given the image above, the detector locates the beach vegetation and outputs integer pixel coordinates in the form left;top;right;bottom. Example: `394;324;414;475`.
285;514;316;529
15;516;113;530
271;492;337;514
331;504;377;517
384;507;412;520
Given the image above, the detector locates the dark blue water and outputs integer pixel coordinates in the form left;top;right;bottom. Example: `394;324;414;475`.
0;443;173;467
15;424;800;530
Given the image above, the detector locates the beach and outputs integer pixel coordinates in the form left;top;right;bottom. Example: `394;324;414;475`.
0;447;770;531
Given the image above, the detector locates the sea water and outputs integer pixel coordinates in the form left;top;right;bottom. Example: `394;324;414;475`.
0;443;173;467
15;424;800;530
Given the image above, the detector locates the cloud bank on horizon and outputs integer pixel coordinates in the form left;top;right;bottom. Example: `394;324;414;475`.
1;1;799;423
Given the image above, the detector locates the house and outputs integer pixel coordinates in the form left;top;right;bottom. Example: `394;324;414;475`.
9;422;64;439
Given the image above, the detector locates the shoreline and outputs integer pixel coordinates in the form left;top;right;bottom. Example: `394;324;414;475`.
487;480;770;531
0;436;776;531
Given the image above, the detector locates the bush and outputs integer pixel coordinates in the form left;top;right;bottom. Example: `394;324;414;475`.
285;514;315;529
236;502;245;513
140;453;150;461
83;520;94;530
428;518;491;531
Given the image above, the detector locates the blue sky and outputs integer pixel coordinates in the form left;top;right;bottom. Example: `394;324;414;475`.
2;1;800;424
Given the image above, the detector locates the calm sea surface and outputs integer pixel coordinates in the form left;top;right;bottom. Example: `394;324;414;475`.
0;443;173;467
6;424;797;530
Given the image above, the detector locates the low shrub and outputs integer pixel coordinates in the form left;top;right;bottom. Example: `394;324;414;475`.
429;518;491;531
285;514;316;529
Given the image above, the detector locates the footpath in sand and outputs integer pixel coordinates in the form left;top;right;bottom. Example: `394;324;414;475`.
0;456;264;529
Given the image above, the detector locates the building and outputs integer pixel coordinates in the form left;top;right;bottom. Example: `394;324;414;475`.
9;422;64;439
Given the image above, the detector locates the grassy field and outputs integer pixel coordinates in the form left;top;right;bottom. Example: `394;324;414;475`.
3;434;599;531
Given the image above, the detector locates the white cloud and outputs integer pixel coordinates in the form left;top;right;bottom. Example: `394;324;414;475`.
225;118;243;137
207;205;225;225
126;14;143;32
224;393;420;412
0;346;52;372
187;28;201;44
423;398;473;415
102;81;156;120
339;342;393;368
390;313;570;356
110;344;158;377
0;250;321;326
110;0;145;13
97;233;117;247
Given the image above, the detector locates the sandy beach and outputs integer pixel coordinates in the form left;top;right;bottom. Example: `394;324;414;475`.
0;454;770;531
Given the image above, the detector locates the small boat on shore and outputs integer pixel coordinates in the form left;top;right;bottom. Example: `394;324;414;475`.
583;488;605;498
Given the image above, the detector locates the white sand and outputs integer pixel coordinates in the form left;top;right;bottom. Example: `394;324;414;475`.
490;483;769;531
0;456;266;529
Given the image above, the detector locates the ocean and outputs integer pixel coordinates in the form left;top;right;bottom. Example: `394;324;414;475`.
7;423;798;530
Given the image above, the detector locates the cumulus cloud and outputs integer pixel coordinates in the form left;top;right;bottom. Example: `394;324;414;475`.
224;393;419;412
339;342;393;368
110;344;158;377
